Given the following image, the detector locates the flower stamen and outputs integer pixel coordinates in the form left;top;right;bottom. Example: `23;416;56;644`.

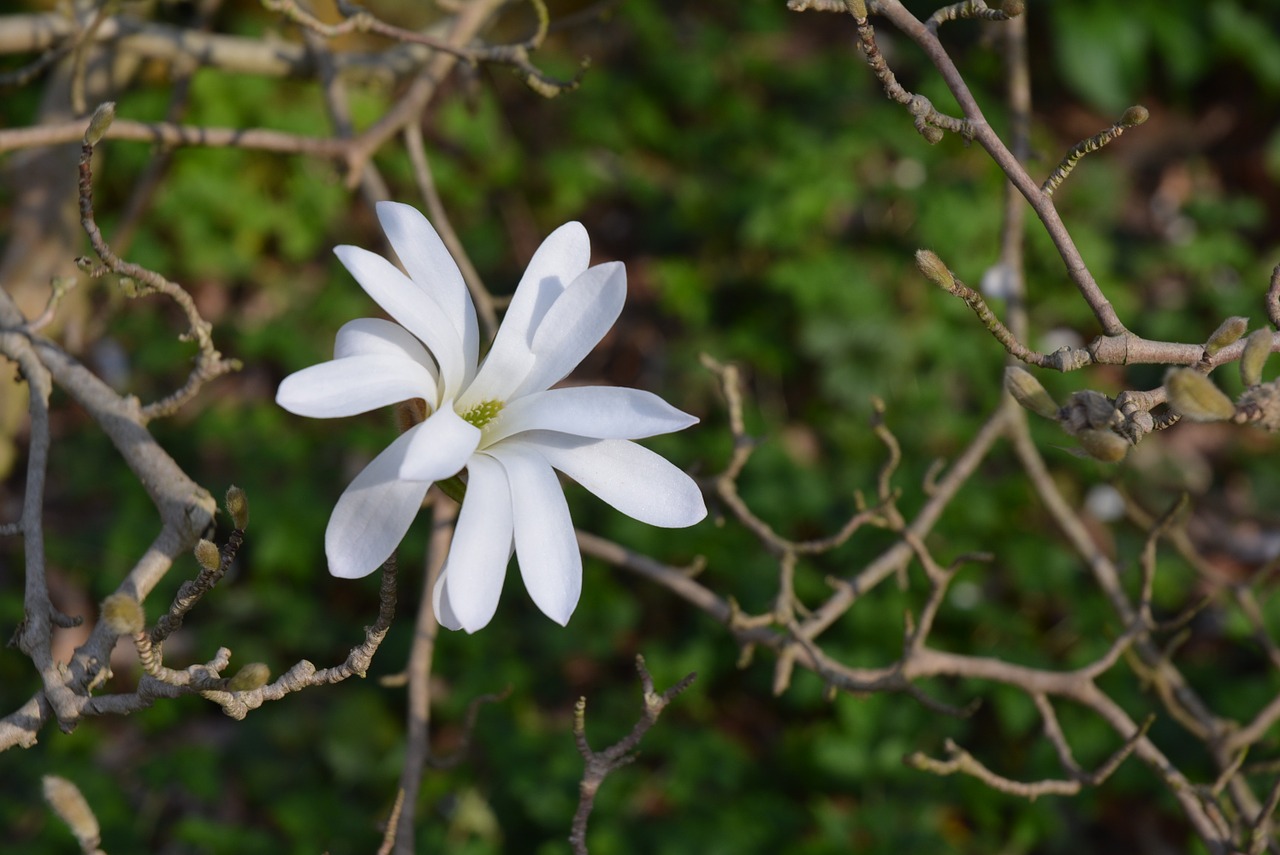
462;399;504;429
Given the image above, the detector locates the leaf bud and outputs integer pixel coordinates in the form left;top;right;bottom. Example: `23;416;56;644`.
100;593;145;635
1237;381;1280;432
1120;105;1149;127
1061;389;1118;432
846;0;867;18
226;662;270;692
225;485;249;530
43;775;100;849
907;95;933;118
84;102;116;146
1203;316;1248;357
1164;367;1235;422
920;125;945;145
194;539;222;573
1004;367;1060;420
1076;428;1129;463
1240;328;1273;388
914;249;954;290
1001;0;1025;15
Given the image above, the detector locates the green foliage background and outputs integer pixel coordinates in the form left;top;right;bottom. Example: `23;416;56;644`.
3;0;1280;852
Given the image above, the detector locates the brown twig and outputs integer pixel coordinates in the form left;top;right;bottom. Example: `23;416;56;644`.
1267;265;1280;331
1041;106;1149;198
869;0;1126;336
391;493;451;855
927;0;1023;31
848;6;972;144
906;714;1149;800
569;656;696;855
76;104;241;420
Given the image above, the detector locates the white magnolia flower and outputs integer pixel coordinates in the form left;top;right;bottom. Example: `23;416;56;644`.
277;202;706;632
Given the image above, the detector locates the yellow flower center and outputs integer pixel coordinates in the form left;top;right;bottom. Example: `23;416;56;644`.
462;399;504;429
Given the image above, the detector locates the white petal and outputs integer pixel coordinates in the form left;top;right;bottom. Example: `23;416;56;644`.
456;344;536;414
432;570;463;631
325;427;432;579
333;244;466;396
398;405;481;482
515;262;626;397
487;386;698;445
334;317;438;378
490;445;580;626
277;354;436;418
520;432;706;527
375;202;480;381
507;221;591;338
440;454;514;632
465;222;589;405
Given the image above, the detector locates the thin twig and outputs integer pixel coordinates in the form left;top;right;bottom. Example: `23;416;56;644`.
569;656;697;854
871;0;1127;335
391;492;450;855
1042;106;1149;197
927;0;1023;32
76;104;241;420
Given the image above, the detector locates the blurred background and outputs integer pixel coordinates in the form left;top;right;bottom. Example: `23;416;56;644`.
2;0;1280;852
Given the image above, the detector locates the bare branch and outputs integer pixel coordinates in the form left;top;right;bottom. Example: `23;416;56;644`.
1041;106;1148;197
871;0;1125;335
570;656;696;855
392;493;451;855
907;710;1149;800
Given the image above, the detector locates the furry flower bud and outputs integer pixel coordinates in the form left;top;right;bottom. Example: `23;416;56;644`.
914;249;954;290
194;539;222;573
1165;367;1235;422
1120;105;1149;127
225;485;249;530
1240;329;1273;388
226;662;270;692
1204;316;1248;358
1077;428;1129;463
84;102;116;146
43;775;100;850
1005;367;1060;420
100;593;145;635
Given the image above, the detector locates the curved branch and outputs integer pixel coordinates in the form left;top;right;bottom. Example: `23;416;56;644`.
871;0;1125;336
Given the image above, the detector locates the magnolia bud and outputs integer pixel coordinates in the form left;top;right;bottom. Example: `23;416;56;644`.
1077;428;1129;463
84;102;116;146
1120;105;1149;127
1001;0;1025;15
1061;389;1118;433
194;539;222;572
914;249;954;290
100;593;145;635
1004;367;1060;420
225;485;249;530
226;662;270;692
1165;367;1235;422
1237;381;1280;433
43;775;100;850
1240;329;1273;388
1203;316;1248;357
